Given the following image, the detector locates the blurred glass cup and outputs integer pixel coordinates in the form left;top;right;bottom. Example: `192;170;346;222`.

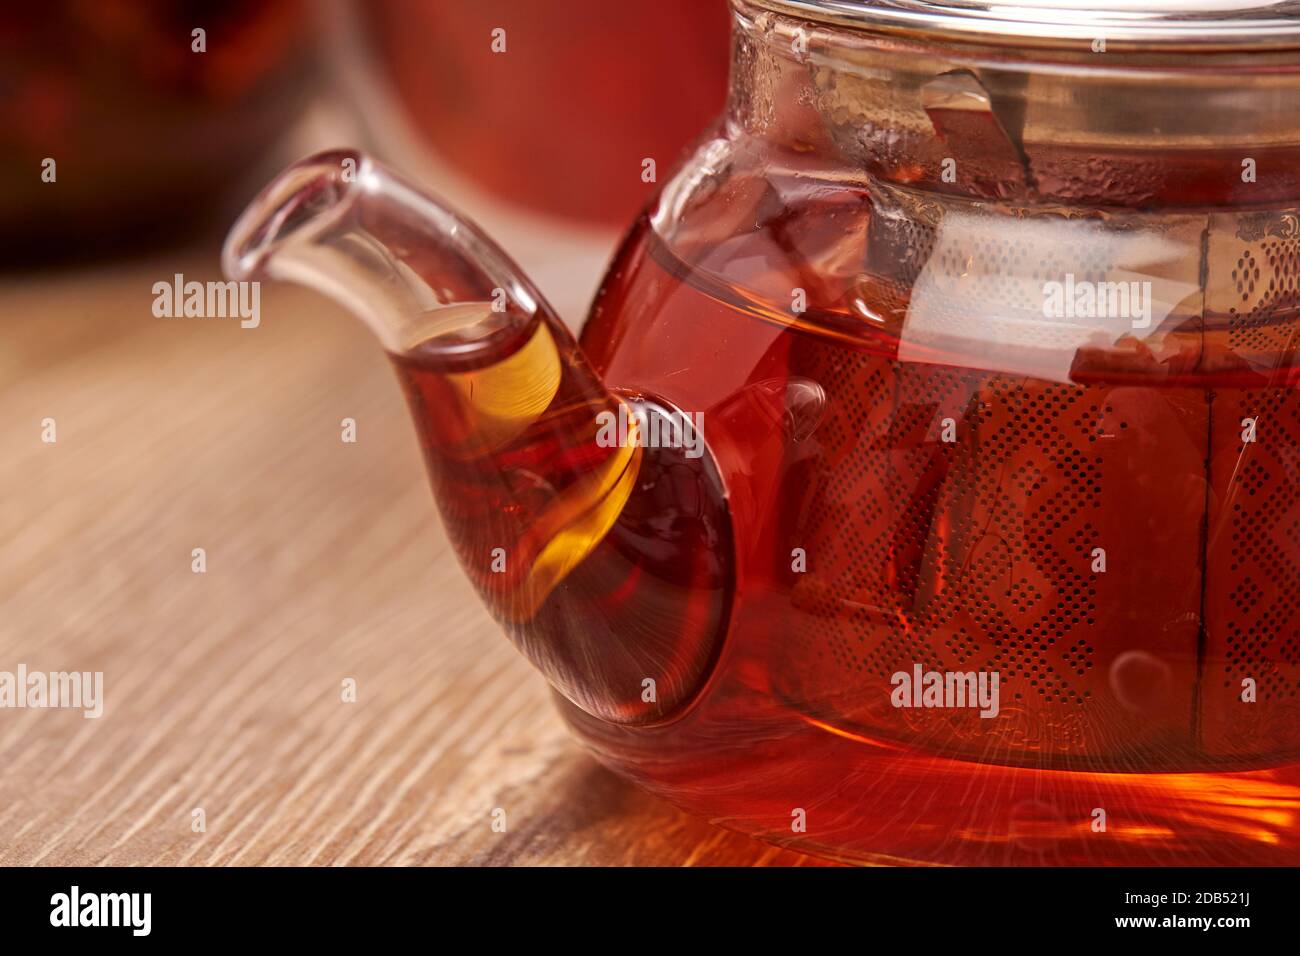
352;0;732;226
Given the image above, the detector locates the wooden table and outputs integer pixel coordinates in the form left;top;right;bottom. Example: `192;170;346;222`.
0;243;827;866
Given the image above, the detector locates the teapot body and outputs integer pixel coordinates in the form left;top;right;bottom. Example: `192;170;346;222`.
556;4;1300;864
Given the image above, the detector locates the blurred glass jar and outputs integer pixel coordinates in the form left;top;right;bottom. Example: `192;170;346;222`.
354;0;731;226
0;1;316;261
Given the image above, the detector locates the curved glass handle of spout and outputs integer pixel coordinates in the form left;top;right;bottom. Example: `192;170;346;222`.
223;150;733;725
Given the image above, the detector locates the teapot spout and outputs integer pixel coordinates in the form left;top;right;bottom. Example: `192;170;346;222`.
224;150;733;725
223;148;546;356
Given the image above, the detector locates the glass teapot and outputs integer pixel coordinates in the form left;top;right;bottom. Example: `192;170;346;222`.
225;0;1300;865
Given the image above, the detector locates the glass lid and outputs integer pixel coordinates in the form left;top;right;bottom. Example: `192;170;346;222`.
751;0;1300;48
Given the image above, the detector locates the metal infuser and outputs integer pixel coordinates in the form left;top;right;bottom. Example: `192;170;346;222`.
777;10;1300;768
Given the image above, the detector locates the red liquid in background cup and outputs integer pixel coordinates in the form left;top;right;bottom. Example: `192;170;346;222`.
360;0;731;225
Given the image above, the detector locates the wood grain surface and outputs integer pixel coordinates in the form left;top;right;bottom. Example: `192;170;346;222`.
0;246;827;866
